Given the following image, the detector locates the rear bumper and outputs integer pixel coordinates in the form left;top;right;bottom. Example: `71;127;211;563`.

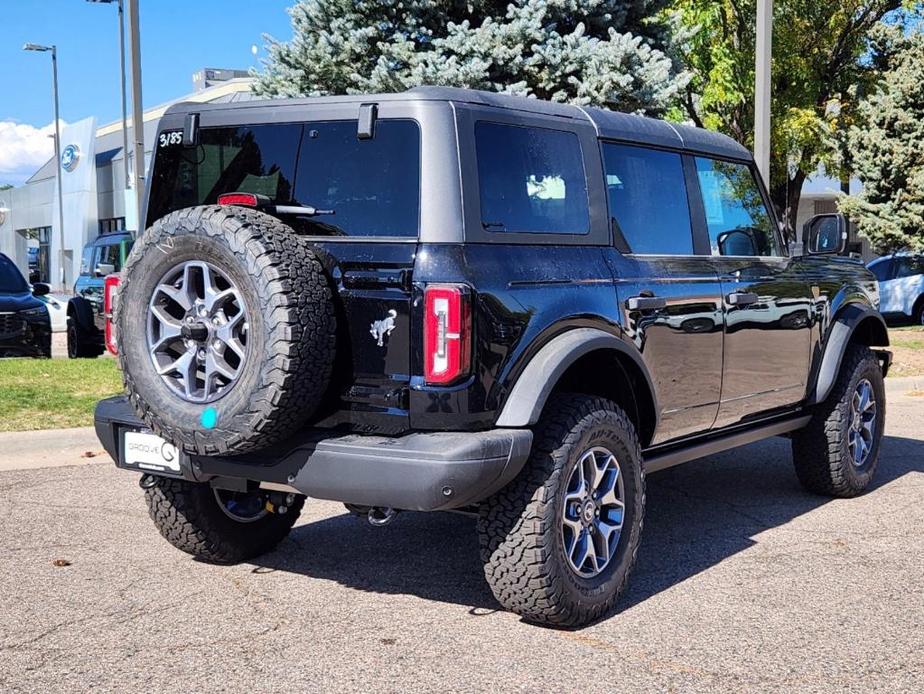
95;396;532;511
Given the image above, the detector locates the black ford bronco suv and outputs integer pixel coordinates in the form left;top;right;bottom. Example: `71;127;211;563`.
94;87;891;627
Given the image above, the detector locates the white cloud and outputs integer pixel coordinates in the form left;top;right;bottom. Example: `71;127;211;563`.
0;119;67;187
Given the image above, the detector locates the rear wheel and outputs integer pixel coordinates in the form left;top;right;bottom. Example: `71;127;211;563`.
144;477;304;563
791;345;885;497
477;394;644;627
913;297;924;326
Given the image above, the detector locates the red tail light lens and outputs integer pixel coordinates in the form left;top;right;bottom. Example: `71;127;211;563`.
217;192;259;207
104;273;121;356
424;285;471;385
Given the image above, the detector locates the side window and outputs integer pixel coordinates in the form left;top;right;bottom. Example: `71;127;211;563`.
96;243;122;272
869;259;892;282
695;157;781;257
895;256;924;278
475;122;589;234
602;143;693;255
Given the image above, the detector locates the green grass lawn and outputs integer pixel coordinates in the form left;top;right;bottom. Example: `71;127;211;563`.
0;358;124;432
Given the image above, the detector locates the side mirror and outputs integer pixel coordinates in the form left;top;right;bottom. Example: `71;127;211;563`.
716;229;757;257
95;263;116;278
803;214;847;255
32;282;51;297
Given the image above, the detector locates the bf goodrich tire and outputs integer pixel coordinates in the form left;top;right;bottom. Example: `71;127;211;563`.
144;477;304;564
791;345;885;497
477;394;645;627
117;206;336;456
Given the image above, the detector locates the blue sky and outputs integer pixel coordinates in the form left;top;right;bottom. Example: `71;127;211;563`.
1;0;295;185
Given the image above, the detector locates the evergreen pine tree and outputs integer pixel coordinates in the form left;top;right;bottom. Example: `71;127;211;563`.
253;1;687;113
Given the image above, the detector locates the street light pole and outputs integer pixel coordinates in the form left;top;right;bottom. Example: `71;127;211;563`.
126;0;145;226
87;0;130;191
24;43;67;289
754;0;773;187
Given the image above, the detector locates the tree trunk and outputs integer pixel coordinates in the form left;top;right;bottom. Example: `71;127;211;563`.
769;169;807;239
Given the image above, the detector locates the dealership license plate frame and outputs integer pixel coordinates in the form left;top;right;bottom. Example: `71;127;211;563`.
121;429;185;475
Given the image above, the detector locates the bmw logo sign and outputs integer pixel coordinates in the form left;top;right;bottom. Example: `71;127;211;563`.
61;144;81;172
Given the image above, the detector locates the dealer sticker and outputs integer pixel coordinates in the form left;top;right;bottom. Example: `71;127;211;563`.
123;431;182;473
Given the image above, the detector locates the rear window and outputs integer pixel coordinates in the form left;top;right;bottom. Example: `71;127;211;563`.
147;120;420;237
475;122;589;235
147;124;300;224
294;120;420;237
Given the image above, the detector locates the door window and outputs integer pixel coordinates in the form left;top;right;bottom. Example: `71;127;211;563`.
695;158;780;257
475;122;589;234
602;143;693;254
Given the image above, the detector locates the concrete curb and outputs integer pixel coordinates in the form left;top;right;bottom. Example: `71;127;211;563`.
0;426;111;472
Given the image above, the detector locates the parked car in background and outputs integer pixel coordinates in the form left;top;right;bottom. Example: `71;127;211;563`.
37;292;69;332
868;253;924;325
0;252;51;358
67;230;134;358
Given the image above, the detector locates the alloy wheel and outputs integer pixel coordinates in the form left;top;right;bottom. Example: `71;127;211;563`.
146;261;249;403
561;446;625;578
848;378;877;467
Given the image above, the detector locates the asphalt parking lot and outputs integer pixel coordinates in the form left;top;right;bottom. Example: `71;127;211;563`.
1;390;922;692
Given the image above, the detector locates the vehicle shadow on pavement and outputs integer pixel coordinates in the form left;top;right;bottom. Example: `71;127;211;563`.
250;434;924;615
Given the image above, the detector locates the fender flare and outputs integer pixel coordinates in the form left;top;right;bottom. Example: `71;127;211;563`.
495;327;658;428
67;295;97;333
809;303;889;405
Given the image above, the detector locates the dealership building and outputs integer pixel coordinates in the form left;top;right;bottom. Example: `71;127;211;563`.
1;71;873;291
0;69;254;290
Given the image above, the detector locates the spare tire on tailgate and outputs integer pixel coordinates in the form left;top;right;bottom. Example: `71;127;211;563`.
116;205;336;456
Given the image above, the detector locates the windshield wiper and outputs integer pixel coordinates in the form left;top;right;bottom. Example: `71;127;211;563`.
274;204;335;217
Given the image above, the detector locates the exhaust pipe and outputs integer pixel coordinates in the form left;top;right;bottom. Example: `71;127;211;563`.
367;507;398;527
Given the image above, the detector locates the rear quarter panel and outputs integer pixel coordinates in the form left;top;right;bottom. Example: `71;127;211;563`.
409;243;623;430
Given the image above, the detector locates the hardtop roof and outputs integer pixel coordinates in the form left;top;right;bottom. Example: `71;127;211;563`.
164;85;751;162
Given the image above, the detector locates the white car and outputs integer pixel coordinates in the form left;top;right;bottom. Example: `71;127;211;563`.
36;292;69;332
868;254;924;325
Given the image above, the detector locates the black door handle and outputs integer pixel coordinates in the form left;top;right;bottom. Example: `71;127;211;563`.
626;295;667;311
726;291;759;306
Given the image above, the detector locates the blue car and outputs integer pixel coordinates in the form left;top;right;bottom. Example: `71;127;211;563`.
0;252;52;358
868;253;924;325
68;231;134;358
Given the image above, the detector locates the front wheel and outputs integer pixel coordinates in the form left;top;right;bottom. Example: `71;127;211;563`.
144;477;304;563
791;345;885;497
477;394;645;627
66;316;102;359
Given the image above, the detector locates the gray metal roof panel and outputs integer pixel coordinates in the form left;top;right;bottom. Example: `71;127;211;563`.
671;121;751;160
162;85;584;119
581;106;683;150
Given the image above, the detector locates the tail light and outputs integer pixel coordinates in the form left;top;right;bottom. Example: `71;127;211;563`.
104;273;121;356
217;192;270;208
424;285;471;385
